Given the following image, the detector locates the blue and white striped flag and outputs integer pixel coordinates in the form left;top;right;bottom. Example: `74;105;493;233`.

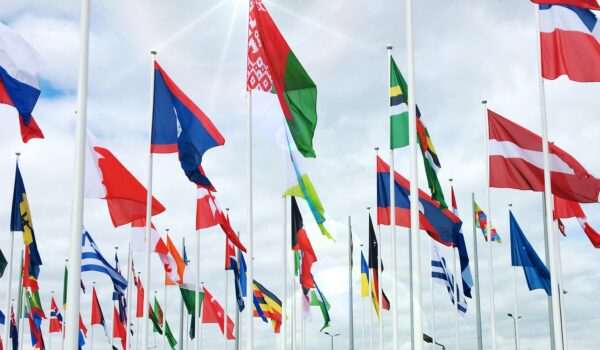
431;242;467;316
81;230;128;294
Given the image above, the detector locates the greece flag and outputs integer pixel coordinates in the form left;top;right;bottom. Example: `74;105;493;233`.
81;230;128;294
431;242;467;315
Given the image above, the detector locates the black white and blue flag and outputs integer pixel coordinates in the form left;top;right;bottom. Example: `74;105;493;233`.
81;230;128;294
431;242;467;315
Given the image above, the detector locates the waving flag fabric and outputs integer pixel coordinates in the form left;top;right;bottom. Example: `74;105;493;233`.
81;230;128;294
0;249;7;278
112;306;127;349
431;242;467;315
130;218;168;254
553;195;600;247
309;278;331;331
535;2;600;81
0;22;44;142
90;287;108;338
450;187;473;298
510;211;552;295
291;197;318;289
9;307;18;350
164;320;177;349
151;62;225;187
252;280;283;333
136;275;144;318
159;235;184;286
48;297;62;333
224;234;245;312
196;187;247;252
367;214;390;317
85;131;166;227
27;309;44;349
377;156;461;245
488;109;600;203
473;200;502;243
201;287;235;339
360;252;370;297
247;0;318;158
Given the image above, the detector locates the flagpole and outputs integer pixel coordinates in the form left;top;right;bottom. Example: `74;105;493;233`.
126;244;133;350
453;240;460;350
281;198;287;350
348;215;355;350
3;153;18;350
234;240;240;350
300;301;305;350
292;261;297;350
65;0;90;347
90;282;95;350
406;0;423;347
245;87;255;350
428;239;436;350
198;283;204;350
472;193;483;350
179;238;185;350
61;258;67;350
137;272;141;350
374;148;383;350
482;99;497;350
533;5;563;350
163;278;168;350
142;49;158;350
366;207;374;350
506;204;520;350
17;254;25;350
360;244;366;350
195;190;202;350
50;290;54;350
555;224;568;350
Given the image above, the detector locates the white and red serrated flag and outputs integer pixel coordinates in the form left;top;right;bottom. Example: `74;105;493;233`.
85;130;166;227
553;195;600;247
196;187;247;252
488;109;600;203
130;218;168;254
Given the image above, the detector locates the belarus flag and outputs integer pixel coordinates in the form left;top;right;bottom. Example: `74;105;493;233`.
488;109;600;203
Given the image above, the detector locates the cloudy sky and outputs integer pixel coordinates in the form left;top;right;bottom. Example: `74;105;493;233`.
1;0;600;349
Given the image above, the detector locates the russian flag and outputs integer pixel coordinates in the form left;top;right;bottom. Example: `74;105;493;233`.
151;61;225;187
376;156;461;246
0;22;44;142
537;1;600;82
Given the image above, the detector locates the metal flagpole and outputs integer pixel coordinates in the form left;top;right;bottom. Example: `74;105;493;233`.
472;193;483;350
555;224;568;350
292;261;297;350
126;245;133;350
224;235;229;350
509;204;520;350
90;283;95;350
300;301;305;350
482;99;497;350
142;50;157;350
429;239;436;350
234;240;240;350
198;283;204;350
406;0;423;347
374;149;383;350
179;238;185;350
360;244;366;350
387;43;400;350
541;193;556;350
533;5;564;349
137;272;141;350
281;198;287;350
3;153;19;350
163;280;168;350
245;86;255;350
349;216;354;350
195;192;202;350
369;273;374;350
62;259;67;350
450;180;460;350
65;0;90;348
50;290;54;350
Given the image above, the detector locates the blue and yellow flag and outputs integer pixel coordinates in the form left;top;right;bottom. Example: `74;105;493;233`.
360;252;369;298
11;164;42;274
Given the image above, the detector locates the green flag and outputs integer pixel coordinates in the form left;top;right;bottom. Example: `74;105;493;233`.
165;320;177;349
62;265;67;309
309;283;331;331
0;249;7;278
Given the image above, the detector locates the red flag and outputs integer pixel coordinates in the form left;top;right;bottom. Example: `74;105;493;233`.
112;307;127;349
488;110;600;203
196;187;247;252
48;297;62;333
136;276;144;318
79;314;87;337
90;287;105;326
553;195;600;248
201;287;235;339
530;0;600;9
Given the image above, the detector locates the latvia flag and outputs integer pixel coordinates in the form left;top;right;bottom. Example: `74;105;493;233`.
488;109;600;203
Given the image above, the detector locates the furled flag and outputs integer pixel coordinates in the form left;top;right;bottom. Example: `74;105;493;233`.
450;187;473;298
473;200;502;243
238;250;248;299
377;156;461;245
90;287;109;339
11;164;42;274
81;230;128;294
0;310;4;325
113;252;127;324
431;242;467;316
0;249;7;277
130;218;168;254
488;109;600;203
291;197;318;289
196;186;247;252
201;287;235;339
112;306;127;349
149;302;163;335
151;61;225;187
360;251;370;298
136;275;144;318
226;235;245;312
48;297;62;334
553;195;600;247
85;130;166;227
62;265;87;310
9;306;18;350
252;280;283;333
510;211;552;295
22;246;41;296
0;22;44;142
533;1;600;81
367;214;390;317
389;56;446;208
164;320;177;349
27;308;44;349
247;0;318;158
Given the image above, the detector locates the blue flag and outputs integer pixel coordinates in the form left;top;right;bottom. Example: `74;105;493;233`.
81;231;128;294
238;250;247;298
510;211;551;296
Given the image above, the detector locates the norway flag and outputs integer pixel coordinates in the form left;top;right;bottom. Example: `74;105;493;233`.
536;1;600;82
0;22;44;142
151;61;225;187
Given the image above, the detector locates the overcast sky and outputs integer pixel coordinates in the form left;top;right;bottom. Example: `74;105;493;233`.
1;0;600;349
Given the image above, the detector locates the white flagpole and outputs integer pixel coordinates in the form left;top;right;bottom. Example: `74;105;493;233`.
223;211;230;350
386;44;400;350
3;153;18;350
367;208;373;350
163;280;168;350
245;87;255;350
349;215;354;350
142;50;157;350
90;282;96;350
300;301;305;350
472;194;483;350
453;247;460;350
137;272;141;350
482;99;497;350
360;244;366;350
198;283;204;350
126;245;133;350
428;239;436;350
179;238;185;350
292;261;297;350
195;198;202;350
50;290;54;350
281;198;287;350
65;0;90;348
508;204;520;350
374;150;383;350
533;5;563;350
555;225;568;350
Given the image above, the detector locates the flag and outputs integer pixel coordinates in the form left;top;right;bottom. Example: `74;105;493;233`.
79;314;88;337
473;200;502;243
431;242;467;316
112;306;127;349
151;61;225;187
136;275;144;318
149;303;163;335
27;309;44;349
81;230;128;294
376;156;460;245
226;235;246;312
113;252;127;323
90;287;109;338
85;130;166;227
291;197;318;289
553;195;600;247
510;211;552;295
450;186;473;298
48;297;62;333
360;251;370;298
159;234;185;286
164;320;177;349
309;278;331;331
252;280;283;333
201;287;235;339
9;306;18;350
11;164;42;274
0;21;44;142
534;2;600;82
238;250;247;298
488;109;600;203
153;297;164;331
196;187;247;252
389;56;446;208
247;0;318;158
0;310;4;325
130;218;168;254
367;214;390;317
0;249;7;277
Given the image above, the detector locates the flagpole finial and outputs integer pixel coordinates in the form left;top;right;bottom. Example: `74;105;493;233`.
481;100;487;105
15;152;20;157
374;147;379;151
448;178;453;183
387;44;393;50
366;206;371;211
508;203;513;207
151;50;157;56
